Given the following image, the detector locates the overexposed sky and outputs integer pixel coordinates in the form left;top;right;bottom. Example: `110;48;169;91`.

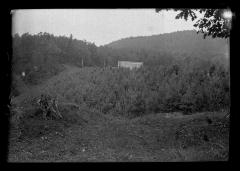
12;9;197;46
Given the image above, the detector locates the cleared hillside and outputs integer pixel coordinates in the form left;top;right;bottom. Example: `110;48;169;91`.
8;65;229;162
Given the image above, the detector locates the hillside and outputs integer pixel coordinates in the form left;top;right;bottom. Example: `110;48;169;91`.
11;31;229;88
8;66;229;162
9;31;230;161
106;30;229;59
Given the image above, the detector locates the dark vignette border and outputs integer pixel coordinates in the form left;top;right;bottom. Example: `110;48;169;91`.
0;0;237;169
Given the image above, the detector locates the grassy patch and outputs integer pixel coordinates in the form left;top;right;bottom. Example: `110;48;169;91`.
8;66;229;162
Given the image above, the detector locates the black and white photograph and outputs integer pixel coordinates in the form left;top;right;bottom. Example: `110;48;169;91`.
7;8;231;162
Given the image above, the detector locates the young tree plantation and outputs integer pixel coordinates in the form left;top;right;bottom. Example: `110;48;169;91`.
9;30;230;162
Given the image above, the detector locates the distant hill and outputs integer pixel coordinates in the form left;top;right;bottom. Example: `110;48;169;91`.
105;30;229;59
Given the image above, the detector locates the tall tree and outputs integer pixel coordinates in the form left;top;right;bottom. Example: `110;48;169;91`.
156;9;232;39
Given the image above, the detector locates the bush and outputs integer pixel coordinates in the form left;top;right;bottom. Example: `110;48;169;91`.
11;74;28;97
23;63;64;85
14;60;229;119
54;64;229;117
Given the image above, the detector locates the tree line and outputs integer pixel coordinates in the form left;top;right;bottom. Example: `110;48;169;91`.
11;32;230;114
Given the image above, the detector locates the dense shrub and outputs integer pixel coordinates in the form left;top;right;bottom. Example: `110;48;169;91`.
55;60;229;117
10;74;29;98
12;32;229;117
12;60;230;120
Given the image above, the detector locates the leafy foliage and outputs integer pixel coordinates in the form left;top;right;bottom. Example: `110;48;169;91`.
156;9;231;39
12;32;100;85
12;31;230;118
35;63;229;118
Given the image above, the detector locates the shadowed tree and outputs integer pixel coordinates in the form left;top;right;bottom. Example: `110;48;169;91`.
156;9;232;39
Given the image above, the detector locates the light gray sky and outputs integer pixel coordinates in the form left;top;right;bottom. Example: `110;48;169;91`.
12;9;197;46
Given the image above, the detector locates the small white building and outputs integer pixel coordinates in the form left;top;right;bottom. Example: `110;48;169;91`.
118;61;143;70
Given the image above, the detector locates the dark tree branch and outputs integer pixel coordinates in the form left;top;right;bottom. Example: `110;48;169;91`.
156;8;231;39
